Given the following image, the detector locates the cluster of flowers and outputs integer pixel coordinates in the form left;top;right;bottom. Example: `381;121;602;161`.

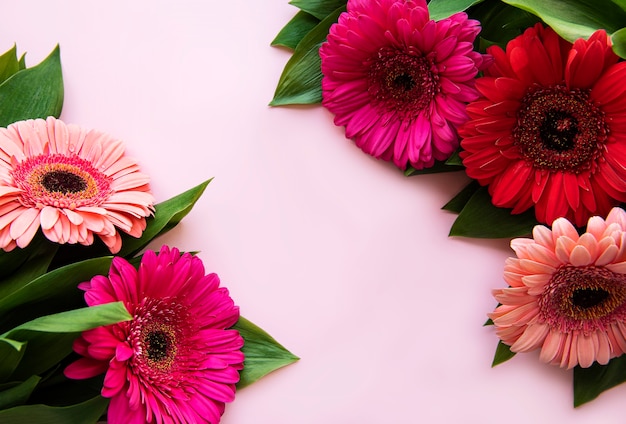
273;0;626;406
0;117;244;423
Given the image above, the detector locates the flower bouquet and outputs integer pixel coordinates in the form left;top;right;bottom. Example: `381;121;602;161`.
272;0;626;407
0;44;297;423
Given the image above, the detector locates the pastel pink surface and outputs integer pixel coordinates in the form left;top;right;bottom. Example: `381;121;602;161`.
1;1;624;423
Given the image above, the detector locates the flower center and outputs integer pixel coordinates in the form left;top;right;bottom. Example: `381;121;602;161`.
129;297;191;375
40;170;88;193
11;153;113;210
539;265;626;333
367;47;438;119
513;85;609;173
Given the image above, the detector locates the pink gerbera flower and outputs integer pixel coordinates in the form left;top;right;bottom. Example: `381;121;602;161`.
64;245;244;424
0;117;154;253
319;0;488;170
489;207;626;369
460;24;626;227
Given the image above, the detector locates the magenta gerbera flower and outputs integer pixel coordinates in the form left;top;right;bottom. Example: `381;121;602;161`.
319;0;488;170
490;208;626;369
64;245;244;424
0;116;154;253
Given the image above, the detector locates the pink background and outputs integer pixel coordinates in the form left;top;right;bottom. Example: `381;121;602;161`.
2;1;624;423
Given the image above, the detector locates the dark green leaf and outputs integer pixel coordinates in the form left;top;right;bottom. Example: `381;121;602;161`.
449;186;538;238
272;11;321;50
289;0;347;20
492;341;516;366
428;0;485;20
445;150;463;167
10;333;77;381
0;45;63;127
0;45;20;85
404;160;464;176
611;27;626;59
234;316;299;389
574;355;626;406
0;375;40;409
0;339;25;383
0;395;108;424
442;180;480;213
502;0;626;43
270;6;345;106
469;0;541;49
0;257;113;332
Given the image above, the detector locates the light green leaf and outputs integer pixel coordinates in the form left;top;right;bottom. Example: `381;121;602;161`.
234;316;299;389
611;27;626;58
272;11;321;50
270;6;345;106
0;375;40;409
0;257;113;332
0;395;108;424
491;341;516;366
0;44;63;127
428;0;485;20
574;355;626;406
0;45;20;85
502;0;626;47
2;302;131;339
289;0;347;20
449;186;538;238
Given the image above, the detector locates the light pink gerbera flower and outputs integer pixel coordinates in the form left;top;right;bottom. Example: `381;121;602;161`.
319;0;489;170
0;117;154;253
64;245;244;424
490;207;626;369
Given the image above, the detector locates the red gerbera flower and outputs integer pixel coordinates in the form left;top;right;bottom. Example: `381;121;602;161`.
460;23;626;226
320;0;488;170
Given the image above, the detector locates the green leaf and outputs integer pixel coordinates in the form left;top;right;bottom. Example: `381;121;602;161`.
270;6;345;106
449;186;538;238
2;302;131;339
0;339;25;383
0;257;114;332
0;45;20;85
10;333;77;381
234;316;299;389
445;150;463;167
492;341;516;366
404;160;464;176
573;355;626;407
470;0;541;49
50;179;211;267
428;0;485;20
502;0;626;46
0;45;63;127
0;395;108;424
0;375;40;409
442;180;480;213
289;0;347;20
272;11;321;50
611;27;626;59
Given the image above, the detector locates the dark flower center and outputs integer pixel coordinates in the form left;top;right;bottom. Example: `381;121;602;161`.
513;86;608;173
145;330;171;362
367;48;438;119
539;265;626;332
41;170;88;194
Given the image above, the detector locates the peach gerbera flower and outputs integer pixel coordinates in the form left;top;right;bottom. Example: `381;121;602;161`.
490;207;626;369
0;117;154;253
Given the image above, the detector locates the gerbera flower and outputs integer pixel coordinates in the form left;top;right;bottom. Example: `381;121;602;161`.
0;116;154;253
489;207;626;369
64;245;244;424
460;23;626;227
319;0;488;170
